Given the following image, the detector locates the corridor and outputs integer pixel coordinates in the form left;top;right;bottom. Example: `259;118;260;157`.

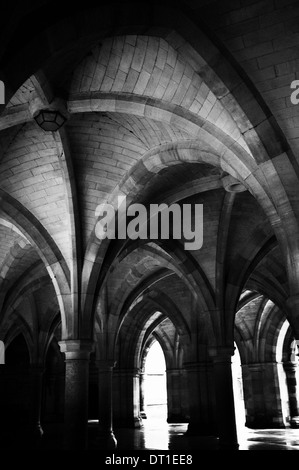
2;0;299;452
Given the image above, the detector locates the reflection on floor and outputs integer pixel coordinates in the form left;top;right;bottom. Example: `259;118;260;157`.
37;404;299;450
238;427;299;451
115;404;191;451
114;405;299;451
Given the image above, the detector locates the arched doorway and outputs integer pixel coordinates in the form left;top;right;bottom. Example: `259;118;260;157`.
144;340;167;421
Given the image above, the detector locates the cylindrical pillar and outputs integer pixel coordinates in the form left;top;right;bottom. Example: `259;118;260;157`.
166;368;187;423
211;347;239;450
184;361;217;436
283;361;299;427
97;360;117;449
113;368;142;428
59;340;93;450
243;361;285;428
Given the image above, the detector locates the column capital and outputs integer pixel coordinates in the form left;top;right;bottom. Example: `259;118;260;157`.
59;339;94;359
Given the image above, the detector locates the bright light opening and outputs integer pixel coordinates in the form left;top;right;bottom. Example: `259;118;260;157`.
276;319;291;426
144;341;167;419
232;343;246;435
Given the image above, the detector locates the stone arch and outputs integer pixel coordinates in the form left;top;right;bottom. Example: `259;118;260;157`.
0;189;70;336
0;272;52;328
2;0;296;335
81;137;267;334
115;290;192;370
257;302;285;364
109;242;215;317
44;313;63;358
2;1;292;171
141;319;180;372
84;222;217;340
4;321;33;364
2;0;299;297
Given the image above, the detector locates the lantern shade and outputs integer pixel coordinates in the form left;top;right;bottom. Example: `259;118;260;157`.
34;109;67;132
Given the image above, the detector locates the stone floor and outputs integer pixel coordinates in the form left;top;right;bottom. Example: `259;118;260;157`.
111;405;299;451
13;404;299;451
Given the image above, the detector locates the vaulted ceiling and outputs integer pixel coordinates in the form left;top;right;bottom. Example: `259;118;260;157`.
0;0;298;363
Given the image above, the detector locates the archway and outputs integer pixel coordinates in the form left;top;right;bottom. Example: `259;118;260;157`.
144;340;167;421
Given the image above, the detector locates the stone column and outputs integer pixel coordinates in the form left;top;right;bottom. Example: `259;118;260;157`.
184;361;217;436
166;368;187;423
97;360;117;449
283;361;299;427
113;368;142;428
211;347;239;450
59;339;93;450
139;369;147;419
242;362;285;429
